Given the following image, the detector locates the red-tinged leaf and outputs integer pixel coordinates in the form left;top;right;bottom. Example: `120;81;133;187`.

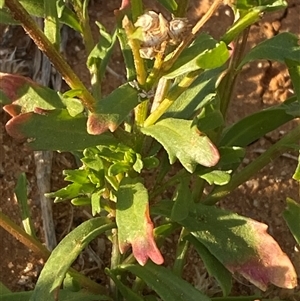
0;72;35;101
119;0;130;10
116;177;163;266
0;72;64;113
224;219;298;291
3;104;22;117
5;109;117;151
141;118;220;172
152;201;298;291
87;83;139;135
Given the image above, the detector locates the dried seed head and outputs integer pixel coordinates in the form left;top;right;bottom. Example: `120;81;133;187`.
134;11;159;32
169;17;190;44
134;11;169;48
133;11;190;59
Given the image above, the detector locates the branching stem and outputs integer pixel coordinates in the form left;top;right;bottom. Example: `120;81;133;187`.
5;0;96;112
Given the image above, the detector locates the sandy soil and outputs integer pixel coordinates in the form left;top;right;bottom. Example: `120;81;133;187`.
0;0;299;298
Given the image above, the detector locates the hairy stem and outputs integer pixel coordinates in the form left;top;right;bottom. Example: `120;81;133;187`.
5;0;96;112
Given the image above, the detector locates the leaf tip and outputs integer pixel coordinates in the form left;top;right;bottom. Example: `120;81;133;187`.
87;113;118;135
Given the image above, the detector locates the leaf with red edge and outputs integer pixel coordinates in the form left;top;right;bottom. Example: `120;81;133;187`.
0;72;64;115
141;118;220;172
152;201;298;291
87;83;139;135
116;177;163;266
188;208;299;291
5;109;117;151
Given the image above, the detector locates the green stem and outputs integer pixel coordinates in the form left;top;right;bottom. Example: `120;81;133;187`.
173;228;189;277
218;29;249;119
144;70;200;127
134;100;149;127
5;0;96;112
204;124;300;205
221;9;262;45
192;176;205;203
150;169;189;199
110;230;121;298
0;211;108;294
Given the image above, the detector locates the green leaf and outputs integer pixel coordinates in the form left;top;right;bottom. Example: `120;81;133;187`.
87;23;117;81
48;182;95;203
220;97;299;147
162;68;222;120
117;28;136;81
0;8;20;24
293;153;300;181
60;97;84;117
71;197;91;206
1;289;111;301
217;146;246;167
141;118;220;172
143;156;160;169
91;191;102;216
5;109;117;151
63;274;81;292
238;32;300;69
164;34;229;79
155;0;178;13
120;262;211;301
58;5;82;32
0;291;32;301
171;177;192;222
18;0;44;15
197;105;224;132
286;59;300;102
18;0;82;31
198;170;231;186
0;282;10;294
64;169;91;183
44;0;60;46
236;0;287;11
82;149;105;172
187;235;232;296
14;173;36;237
116;177;163;266
87;83;139;134
108;162;131;176
30;217;115;300
105;269;144;301
283;198;300;245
